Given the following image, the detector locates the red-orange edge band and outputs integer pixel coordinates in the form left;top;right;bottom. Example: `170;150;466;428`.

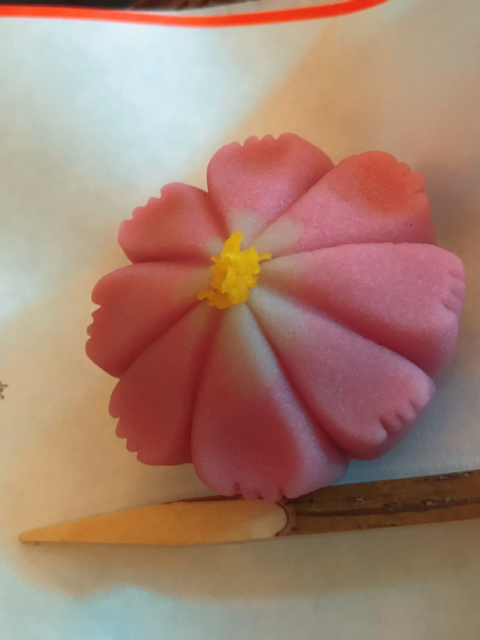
0;0;389;27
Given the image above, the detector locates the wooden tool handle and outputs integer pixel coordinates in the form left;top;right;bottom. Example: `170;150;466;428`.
283;470;480;537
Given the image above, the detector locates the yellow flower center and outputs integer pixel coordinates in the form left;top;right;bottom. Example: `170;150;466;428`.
197;232;272;309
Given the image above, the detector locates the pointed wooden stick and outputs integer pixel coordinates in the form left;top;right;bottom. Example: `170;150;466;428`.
20;469;480;547
19;496;289;546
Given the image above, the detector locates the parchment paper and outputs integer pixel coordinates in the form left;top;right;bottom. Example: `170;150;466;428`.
1;1;479;638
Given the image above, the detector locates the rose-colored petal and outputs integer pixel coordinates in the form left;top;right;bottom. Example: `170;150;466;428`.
206;133;333;244
255;152;435;256
249;288;435;460
191;304;348;502
119;183;224;265
110;303;220;466
86;263;210;377
260;244;465;377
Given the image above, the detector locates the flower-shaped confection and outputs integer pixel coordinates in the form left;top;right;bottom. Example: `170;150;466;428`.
87;134;465;502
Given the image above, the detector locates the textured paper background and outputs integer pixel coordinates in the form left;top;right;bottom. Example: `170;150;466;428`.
1;1;480;638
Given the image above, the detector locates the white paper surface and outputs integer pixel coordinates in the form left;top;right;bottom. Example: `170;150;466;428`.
1;1;480;638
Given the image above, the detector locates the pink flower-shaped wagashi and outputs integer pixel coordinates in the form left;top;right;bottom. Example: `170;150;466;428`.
87;134;465;502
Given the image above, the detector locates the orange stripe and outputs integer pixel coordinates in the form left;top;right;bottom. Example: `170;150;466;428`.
0;0;389;27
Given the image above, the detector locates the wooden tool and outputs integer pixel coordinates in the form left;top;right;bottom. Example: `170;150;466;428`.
20;469;480;547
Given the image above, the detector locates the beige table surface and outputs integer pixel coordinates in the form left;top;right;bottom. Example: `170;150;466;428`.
1;1;480;638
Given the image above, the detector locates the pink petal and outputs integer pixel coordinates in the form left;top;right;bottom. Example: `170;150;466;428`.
249;288;435;460
255;152;435;256
110;303;220;466
119;183;224;265
260;244;465;377
206;134;333;244
191;304;348;502
86;262;210;377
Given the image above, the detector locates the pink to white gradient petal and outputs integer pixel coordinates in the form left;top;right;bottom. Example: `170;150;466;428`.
111;303;219;466
87;262;211;377
206;133;333;244
260;244;465;377
249;288;435;460
191;304;348;502
255;151;435;256
119;183;225;265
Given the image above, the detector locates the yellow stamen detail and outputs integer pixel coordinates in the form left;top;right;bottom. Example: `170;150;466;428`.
197;232;271;309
